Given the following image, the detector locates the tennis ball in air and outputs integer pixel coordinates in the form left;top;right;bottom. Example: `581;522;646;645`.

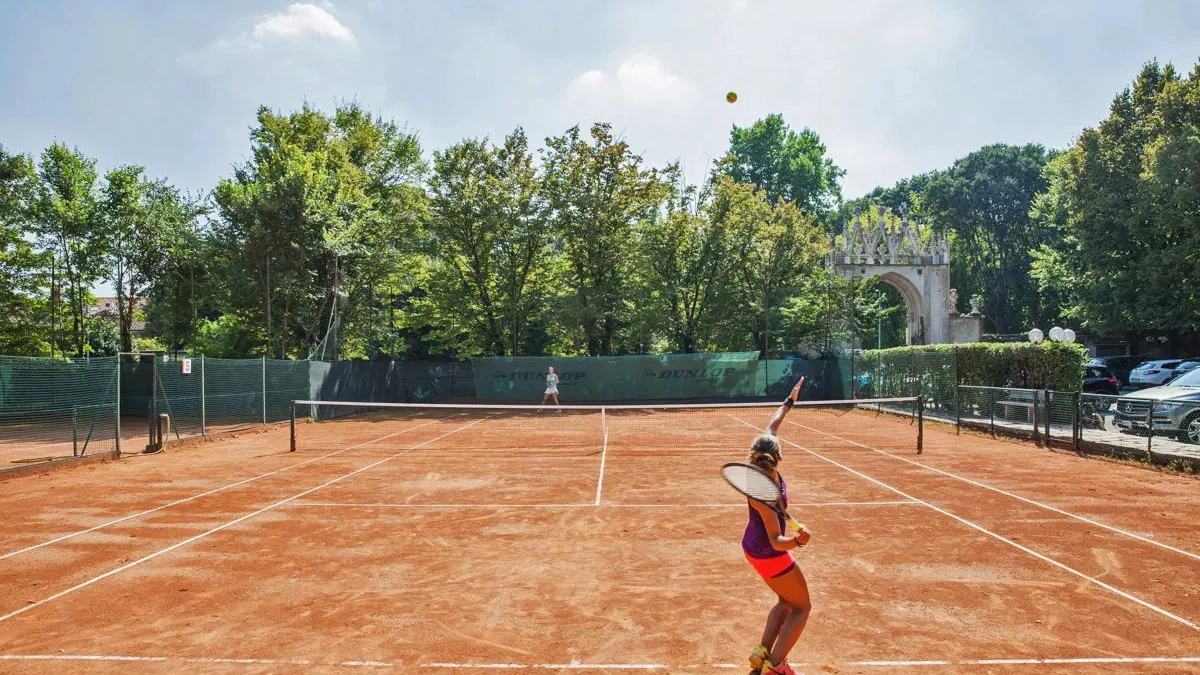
726;91;738;103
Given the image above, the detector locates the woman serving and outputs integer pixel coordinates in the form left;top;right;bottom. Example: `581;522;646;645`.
730;379;812;675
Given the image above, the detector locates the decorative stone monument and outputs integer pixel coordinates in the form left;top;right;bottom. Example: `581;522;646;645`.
948;288;960;316
829;206;951;345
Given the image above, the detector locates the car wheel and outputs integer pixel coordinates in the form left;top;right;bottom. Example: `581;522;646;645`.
1183;412;1200;445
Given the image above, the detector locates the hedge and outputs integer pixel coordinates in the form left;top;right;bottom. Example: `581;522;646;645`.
857;342;1088;393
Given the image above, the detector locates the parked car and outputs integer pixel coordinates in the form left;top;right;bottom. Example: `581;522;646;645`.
1127;360;1184;389
1112;367;1200;444
1169;360;1200;381
1083;365;1121;395
1087;356;1147;388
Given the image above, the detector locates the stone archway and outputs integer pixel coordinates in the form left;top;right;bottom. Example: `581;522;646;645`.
829;207;951;345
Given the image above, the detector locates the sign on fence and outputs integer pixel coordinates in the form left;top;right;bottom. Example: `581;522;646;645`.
181;359;192;375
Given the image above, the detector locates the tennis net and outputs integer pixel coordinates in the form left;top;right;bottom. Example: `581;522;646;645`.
289;397;923;455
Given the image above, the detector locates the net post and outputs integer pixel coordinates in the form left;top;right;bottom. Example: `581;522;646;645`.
916;396;924;455
262;356;267;425
289;401;296;452
115;356;122;458
200;355;207;437
72;405;79;457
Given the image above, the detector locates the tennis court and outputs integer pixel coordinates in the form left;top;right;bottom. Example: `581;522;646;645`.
0;399;1197;674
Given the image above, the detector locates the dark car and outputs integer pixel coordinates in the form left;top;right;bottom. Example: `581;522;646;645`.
1087;356;1146;388
1084;365;1121;395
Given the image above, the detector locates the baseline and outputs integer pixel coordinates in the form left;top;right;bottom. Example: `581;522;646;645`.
3;653;1198;670
785;419;1200;562
280;499;916;504
0;419;446;561
0;418;484;624
730;416;1199;631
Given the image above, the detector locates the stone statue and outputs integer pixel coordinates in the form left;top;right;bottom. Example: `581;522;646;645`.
948;289;959;315
969;294;982;316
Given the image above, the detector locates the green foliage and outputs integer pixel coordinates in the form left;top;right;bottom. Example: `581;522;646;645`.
33;143;105;357
541;123;675;355
720;113;845;223
210;102;427;360
193;315;263;359
1034;60;1200;340
418;128;554;357
862;341;1087;392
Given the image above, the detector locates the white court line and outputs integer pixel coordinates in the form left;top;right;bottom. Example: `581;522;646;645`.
594;407;608;506
731;416;1200;631
787;420;1200;562
0;419;445;562
0;418;484;624
3;654;1198;669
284;501;919;509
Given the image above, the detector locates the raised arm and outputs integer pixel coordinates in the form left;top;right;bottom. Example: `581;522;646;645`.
764;377;805;436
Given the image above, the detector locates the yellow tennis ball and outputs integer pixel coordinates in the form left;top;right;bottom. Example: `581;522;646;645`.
726;91;738;103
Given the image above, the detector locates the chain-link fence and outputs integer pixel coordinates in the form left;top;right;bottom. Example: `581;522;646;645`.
0;356;121;467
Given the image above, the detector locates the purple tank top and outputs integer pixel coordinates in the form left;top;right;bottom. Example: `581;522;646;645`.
741;472;788;559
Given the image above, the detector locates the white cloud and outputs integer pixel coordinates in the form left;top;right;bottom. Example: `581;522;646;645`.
253;3;355;43
564;55;696;121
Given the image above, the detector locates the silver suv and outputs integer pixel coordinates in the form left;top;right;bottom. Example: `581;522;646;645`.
1113;368;1200;444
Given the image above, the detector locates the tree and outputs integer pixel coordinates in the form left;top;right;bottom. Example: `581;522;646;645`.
710;177;829;355
101;166;202;352
541;123;674;355
33;143;104;357
636;179;735;353
212;103;427;359
0;145;54;356
721;114;845;223
1033;60;1200;348
420;128;553;357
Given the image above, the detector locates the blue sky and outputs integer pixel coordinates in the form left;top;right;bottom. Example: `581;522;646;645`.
3;0;1199;210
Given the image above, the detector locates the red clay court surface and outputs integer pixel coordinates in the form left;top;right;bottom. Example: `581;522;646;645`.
0;405;1197;675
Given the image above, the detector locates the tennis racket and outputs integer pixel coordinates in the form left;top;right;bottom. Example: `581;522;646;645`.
721;461;805;533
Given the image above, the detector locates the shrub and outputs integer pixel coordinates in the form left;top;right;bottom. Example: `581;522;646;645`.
857;341;1087;395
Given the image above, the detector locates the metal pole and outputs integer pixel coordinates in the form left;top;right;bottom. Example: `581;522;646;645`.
149;356;157;452
1033;392;1041;446
955;385;961;435
1146;401;1154;459
917;396;924;455
200;355;206;437
115;356;122;458
1072;391;1081;452
289;401;296;452
1044;390;1052;446
262;355;267;425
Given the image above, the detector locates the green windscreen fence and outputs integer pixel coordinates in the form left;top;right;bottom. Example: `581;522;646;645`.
471;352;763;402
0;356;120;466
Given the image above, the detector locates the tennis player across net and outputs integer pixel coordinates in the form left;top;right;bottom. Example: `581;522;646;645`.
288;398;923;455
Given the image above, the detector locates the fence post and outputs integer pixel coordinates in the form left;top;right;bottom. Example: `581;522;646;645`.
917;396;924;455
262;355;267;425
989;390;996;437
1072;391;1081;452
149;356;157;453
1044;389;1052;446
954;385;961;435
1033;391;1041;446
200;355;206;437
115;357;121;458
289;401;296;452
1146;401;1154;460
